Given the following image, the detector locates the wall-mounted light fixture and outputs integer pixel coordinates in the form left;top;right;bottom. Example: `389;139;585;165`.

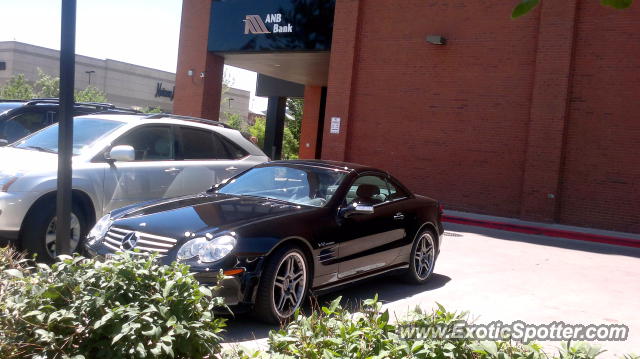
200;72;206;78
426;35;447;45
187;69;194;77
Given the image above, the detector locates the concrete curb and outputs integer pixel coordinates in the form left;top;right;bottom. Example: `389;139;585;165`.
443;215;640;249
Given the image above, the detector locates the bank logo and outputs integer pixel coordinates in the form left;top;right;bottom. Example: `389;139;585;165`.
244;15;271;34
244;14;293;35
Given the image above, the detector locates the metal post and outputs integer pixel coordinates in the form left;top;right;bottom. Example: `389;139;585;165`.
56;0;76;256
264;96;286;160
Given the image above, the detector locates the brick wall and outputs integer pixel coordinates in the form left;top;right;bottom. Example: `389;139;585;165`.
322;0;640;233
323;0;540;218
174;0;224;121
559;1;640;233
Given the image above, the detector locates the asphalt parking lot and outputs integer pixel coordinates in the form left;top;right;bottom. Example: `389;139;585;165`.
223;223;640;357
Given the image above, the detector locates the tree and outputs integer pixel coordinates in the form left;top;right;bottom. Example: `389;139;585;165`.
33;68;59;98
248;116;266;148
286;98;303;143
141;106;163;114
0;71;108;103
248;116;299;159
0;74;35;100
224;112;243;131
512;0;633;18
282;126;299;160
75;86;108;103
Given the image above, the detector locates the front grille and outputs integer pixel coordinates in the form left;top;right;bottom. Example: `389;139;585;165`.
103;226;177;254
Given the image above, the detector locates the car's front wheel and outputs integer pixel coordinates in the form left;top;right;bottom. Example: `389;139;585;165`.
21;200;87;262
254;246;309;324
405;230;437;284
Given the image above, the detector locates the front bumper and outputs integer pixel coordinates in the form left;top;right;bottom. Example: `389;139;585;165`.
85;240;264;308
0;191;39;234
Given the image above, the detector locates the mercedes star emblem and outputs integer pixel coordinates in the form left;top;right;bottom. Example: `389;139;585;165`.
121;232;139;251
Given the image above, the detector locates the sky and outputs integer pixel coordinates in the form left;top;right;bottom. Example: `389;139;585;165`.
0;0;267;111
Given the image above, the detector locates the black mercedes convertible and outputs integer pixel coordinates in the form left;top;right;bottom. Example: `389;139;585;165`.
84;160;444;323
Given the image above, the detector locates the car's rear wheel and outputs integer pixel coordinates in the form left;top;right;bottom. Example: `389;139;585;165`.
405;230;437;284
254;246;309;324
21;200;86;262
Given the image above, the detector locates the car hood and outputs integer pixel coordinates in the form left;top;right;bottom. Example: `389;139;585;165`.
0;147;58;173
110;193;310;240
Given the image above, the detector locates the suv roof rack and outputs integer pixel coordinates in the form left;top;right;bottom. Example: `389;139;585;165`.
93;108;143;115
22;98;142;114
144;113;231;129
24;98;119;110
0;99;27;103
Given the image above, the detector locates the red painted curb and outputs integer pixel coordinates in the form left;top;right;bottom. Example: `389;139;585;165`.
443;215;640;249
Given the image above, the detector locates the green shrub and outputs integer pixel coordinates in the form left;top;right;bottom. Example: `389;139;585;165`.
0;252;227;359
228;296;614;359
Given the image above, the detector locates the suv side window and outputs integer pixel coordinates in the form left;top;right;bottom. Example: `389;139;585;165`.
178;126;231;160
217;133;248;159
112;125;175;161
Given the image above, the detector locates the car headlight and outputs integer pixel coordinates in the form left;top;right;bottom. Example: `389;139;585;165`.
177;235;236;263
0;172;23;192
87;214;112;244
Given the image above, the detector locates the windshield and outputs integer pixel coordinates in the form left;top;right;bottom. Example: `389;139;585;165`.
13;117;125;155
218;165;348;207
0;102;23;114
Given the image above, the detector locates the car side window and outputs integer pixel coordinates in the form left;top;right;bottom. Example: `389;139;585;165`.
345;175;390;206
112;125;174;161
178;126;232;160
386;178;410;201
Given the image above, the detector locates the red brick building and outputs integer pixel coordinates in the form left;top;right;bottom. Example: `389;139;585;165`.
173;0;640;234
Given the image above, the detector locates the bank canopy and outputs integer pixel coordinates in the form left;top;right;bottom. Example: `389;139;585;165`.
208;0;336;86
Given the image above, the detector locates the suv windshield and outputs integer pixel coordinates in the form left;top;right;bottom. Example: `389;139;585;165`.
13;117;125;155
218;165;347;207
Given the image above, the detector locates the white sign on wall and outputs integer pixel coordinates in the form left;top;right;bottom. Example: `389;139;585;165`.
330;117;341;134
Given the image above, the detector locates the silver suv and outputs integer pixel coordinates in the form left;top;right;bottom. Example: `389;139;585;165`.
0;113;269;260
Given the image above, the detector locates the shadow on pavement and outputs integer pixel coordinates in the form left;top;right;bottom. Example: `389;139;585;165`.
221;272;451;342
446;223;640;259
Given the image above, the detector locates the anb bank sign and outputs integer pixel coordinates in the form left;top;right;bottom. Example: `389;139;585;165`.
244;13;292;34
208;0;336;53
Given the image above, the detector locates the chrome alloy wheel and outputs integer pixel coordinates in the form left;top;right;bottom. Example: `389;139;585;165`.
414;232;435;280
44;213;81;259
272;252;307;318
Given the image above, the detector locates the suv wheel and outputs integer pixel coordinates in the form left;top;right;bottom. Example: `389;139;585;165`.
254;246;309;324
21;200;87;262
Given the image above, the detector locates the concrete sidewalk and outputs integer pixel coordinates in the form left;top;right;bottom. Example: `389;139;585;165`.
444;210;640;248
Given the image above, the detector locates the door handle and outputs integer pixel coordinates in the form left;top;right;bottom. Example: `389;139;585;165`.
164;167;182;174
393;212;405;220
225;166;238;171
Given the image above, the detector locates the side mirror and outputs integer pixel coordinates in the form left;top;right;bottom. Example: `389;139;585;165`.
0;139;8;147
108;145;135;162
341;203;375;218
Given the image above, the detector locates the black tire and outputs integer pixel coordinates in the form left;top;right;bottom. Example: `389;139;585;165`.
254;245;309;324
21;200;88;262
404;230;437;284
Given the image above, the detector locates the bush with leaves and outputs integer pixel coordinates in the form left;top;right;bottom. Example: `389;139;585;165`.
0;252;227;359
228;296;629;359
0;74;35;100
248;117;299;159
